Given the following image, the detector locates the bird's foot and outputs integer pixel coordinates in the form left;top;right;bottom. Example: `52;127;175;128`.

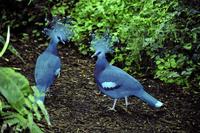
108;107;117;112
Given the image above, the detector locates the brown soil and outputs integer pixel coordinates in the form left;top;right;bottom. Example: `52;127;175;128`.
1;37;200;133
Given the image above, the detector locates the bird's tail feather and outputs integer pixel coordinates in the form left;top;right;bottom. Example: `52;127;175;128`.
137;90;163;108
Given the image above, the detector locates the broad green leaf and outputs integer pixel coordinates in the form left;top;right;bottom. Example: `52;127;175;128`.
30;122;43;133
3;117;20;127
0;67;29;114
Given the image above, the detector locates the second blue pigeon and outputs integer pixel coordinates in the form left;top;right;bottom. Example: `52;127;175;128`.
91;31;163;111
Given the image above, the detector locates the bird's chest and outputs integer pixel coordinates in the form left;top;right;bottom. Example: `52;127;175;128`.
94;58;106;76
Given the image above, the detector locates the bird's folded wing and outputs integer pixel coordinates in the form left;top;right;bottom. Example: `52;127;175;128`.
35;53;60;82
101;81;120;90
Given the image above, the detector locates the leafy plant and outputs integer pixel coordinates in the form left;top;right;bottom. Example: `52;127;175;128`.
0;67;51;133
155;54;188;85
152;1;200;91
71;0;178;66
70;0;200;91
51;2;69;16
50;0;78;17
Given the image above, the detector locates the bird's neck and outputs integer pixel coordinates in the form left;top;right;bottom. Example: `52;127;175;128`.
95;54;109;76
45;39;58;55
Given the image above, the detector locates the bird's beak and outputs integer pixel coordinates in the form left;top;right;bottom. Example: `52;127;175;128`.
58;37;66;44
91;51;99;58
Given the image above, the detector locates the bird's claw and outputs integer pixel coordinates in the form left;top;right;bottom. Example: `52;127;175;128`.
108;107;117;112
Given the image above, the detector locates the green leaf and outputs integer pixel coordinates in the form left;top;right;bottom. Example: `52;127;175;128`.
37;100;51;126
170;58;177;68
0;67;29;114
164;62;171;68
156;60;161;65
30;122;43;133
158;65;164;70
0;68;49;132
183;43;192;50
168;72;180;78
3;117;20;127
3;112;27;127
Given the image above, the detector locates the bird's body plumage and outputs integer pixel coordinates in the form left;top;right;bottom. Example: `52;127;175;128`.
34;40;61;101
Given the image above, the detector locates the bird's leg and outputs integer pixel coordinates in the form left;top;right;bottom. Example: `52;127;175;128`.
55;68;61;78
108;99;117;111
124;96;130;108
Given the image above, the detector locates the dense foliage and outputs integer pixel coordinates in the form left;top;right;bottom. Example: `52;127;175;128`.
71;0;177;60
154;3;200;90
69;0;200;90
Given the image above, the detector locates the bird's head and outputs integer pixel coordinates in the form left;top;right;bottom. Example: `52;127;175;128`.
91;30;117;58
43;17;73;44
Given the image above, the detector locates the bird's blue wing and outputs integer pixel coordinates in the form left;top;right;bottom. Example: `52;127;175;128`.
34;52;61;91
98;65;143;92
